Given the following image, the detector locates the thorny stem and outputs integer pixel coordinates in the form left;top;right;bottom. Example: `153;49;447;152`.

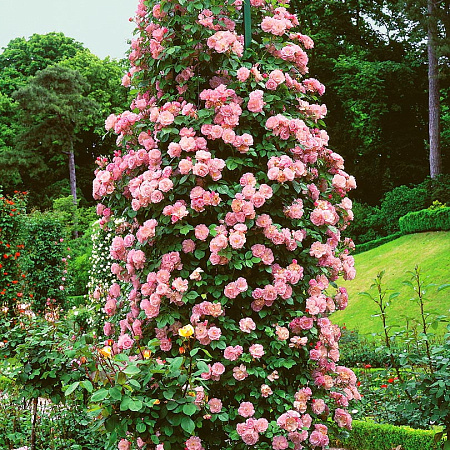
372;273;416;404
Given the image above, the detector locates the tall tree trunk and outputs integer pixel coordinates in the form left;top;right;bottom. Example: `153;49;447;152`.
428;0;442;179
68;140;79;238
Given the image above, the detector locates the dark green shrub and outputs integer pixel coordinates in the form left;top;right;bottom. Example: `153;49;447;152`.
377;185;429;234
348;201;384;244
335;420;444;450
399;207;450;234
66;229;93;297
354;232;404;254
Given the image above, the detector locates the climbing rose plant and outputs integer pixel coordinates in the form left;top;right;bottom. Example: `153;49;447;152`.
88;0;359;448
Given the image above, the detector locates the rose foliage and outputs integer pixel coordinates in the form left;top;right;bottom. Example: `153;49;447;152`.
86;0;360;448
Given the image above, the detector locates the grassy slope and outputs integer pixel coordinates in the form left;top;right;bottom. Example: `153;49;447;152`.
332;231;450;337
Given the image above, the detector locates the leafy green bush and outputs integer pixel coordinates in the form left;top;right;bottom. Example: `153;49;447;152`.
399;207;450;234
0;388;104;450
338;327;398;368
23;212;67;313
335;420;443;450
377;184;429;235
350;175;450;244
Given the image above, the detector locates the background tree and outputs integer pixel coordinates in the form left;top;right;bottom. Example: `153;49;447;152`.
12;66;99;235
0;34;129;209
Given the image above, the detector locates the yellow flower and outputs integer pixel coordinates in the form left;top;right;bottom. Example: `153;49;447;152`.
178;324;194;338
98;346;112;358
143;349;152;359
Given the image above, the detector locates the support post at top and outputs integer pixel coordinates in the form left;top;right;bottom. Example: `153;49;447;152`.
243;0;252;49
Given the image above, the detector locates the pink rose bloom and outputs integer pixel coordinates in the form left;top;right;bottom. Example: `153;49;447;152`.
269;69;286;85
265;78;278;90
222;128;236;144
158;110;175;126
151;190;164;203
237;67;250;82
103;322;113;336
249;344;265;359
208;326;222;340
224;345;243;361
309;425;329;447
104;298;117;316
229;231;246;249
276;326;290;340
118;439;131;450
168;142;182;158
185;436;204;450
208;398;223;413
235;277;248;292
239;317;256;333
247;90;265;113
272;436;289;450
211;362;225;376
311;398;326;414
118;333;134;350
182;239;196;253
159;177;174;192
179;158;193;174
277;410;301;432
194;224;210;240
238;402;255;418
261;384;273;397
224;282;239;299
172;277;188;292
193;162;209;177
255;418;269;432
334;408;352;429
233;364;249;381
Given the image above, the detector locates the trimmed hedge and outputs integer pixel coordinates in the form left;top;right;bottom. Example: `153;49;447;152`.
334;420;444;450
354;232;403;254
400;207;450;234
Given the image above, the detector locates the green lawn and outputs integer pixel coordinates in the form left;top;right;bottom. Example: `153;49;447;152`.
332;231;450;338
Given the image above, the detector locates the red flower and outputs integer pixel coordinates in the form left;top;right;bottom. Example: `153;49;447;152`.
388;378;395;383
381;384;388;388
364;364;372;369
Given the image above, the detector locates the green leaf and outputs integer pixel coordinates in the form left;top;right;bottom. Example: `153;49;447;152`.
109;387;123;400
129;398;143;412
438;283;450;292
80;380;93;393
181;416;195;434
123;365;141;376
182;402;197;416
91;389;109;402
170;357;184;371
136;422;146;433
64;381;79;396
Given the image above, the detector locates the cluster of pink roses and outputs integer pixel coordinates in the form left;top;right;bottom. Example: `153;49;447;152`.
236;417;269;445
260;7;298;36
207;30;244;56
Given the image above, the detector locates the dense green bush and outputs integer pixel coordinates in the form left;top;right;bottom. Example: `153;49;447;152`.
335;420;444;450
23;212;67;313
399;207;450;234
376;184;429;235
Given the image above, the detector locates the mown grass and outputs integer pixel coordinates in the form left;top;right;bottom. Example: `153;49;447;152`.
332;231;450;338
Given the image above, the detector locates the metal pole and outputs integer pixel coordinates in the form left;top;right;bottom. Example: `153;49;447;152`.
243;0;251;49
